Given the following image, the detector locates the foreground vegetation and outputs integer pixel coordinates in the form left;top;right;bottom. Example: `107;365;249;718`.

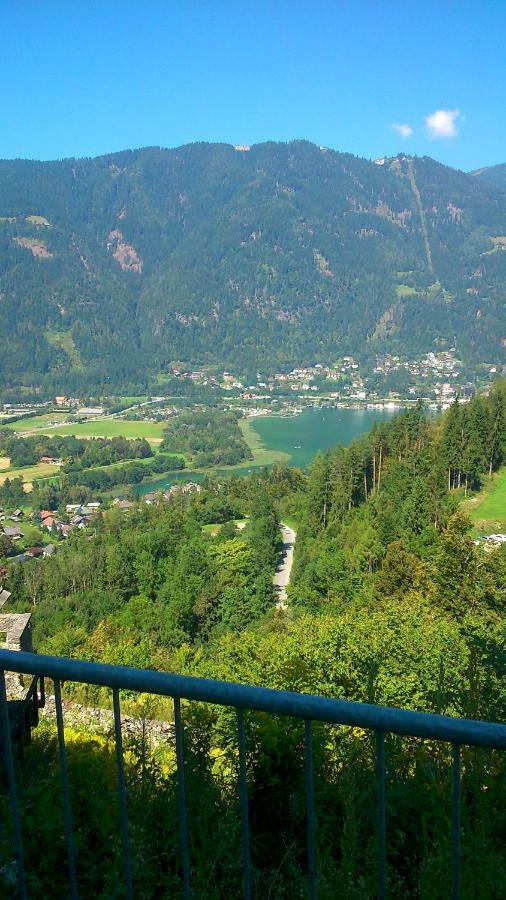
1;384;505;897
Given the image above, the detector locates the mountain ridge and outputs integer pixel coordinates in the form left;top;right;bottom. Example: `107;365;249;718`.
0;140;505;390
470;162;506;190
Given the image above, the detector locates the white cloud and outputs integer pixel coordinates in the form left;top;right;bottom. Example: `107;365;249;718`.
425;109;461;139
392;122;413;139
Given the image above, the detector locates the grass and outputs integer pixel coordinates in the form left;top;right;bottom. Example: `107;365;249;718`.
26;215;51;226
3;412;74;433
202;523;222;536
481;236;506;256
45;330;82;368
202;519;247;537
395;284;418;297
238;418;289;467
0;461;61;490
16;520;54;546
1;415;280;498
5;415;166;445
462;467;506;535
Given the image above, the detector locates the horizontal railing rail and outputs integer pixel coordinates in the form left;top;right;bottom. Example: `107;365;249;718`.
2;650;505;749
0;648;505;900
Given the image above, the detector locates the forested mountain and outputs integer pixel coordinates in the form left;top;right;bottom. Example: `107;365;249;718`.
471;162;506;190
1;141;506;389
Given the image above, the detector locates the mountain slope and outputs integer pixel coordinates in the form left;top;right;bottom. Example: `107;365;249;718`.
470;162;506;190
0;142;505;389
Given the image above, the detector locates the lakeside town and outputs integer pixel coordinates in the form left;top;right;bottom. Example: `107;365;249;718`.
0;347;503;573
1;350;502;424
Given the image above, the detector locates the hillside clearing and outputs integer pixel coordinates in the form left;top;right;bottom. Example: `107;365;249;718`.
462;467;506;535
45;330;83;368
395;284;418;297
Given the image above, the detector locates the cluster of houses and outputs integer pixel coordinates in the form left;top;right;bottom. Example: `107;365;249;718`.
0;509;56;564
1;507;25;543
55;396;82;407
167;353;501;405
115;481;202;510
0;503;103;564
9;544;56;564
0;482;204;567
37;502;102;536
372;351;486;405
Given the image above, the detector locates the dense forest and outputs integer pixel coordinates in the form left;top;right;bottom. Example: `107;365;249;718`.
0;432;153;468
1;386;505;897
472;162;506;191
1;142;505;393
159;408;252;467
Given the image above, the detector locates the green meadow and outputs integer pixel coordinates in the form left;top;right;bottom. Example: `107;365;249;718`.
5;415;166;445
0;461;61;488
462;466;506;535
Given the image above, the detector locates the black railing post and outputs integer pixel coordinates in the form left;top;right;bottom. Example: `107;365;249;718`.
304;719;317;899
237;708;251;900
54;679;78;899
452;744;461;900
113;688;133;900
0;669;27;900
174;697;191;899
376;731;386;900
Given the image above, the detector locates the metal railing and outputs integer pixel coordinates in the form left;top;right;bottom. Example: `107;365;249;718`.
0;648;505;899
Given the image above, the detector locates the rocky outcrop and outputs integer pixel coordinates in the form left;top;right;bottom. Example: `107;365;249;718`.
106;229;143;272
14;237;53;258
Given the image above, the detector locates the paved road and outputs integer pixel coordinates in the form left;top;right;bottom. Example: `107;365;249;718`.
273;524;296;609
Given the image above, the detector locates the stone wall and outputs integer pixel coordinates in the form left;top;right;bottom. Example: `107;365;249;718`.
41;696;175;748
0;612;33;652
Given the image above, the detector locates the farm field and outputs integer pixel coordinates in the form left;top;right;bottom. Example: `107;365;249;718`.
5;416;166;445
0;461;61;489
3;413;71;433
462;467;506;535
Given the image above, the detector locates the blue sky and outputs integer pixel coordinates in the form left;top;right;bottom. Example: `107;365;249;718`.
1;1;505;170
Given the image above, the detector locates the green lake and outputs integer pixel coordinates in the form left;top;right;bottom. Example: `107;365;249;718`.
251;406;398;469
136;406;399;495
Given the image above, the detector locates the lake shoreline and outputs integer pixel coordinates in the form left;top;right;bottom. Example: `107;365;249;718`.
135;406;399;496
